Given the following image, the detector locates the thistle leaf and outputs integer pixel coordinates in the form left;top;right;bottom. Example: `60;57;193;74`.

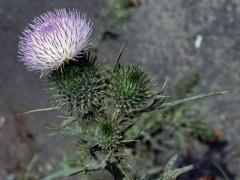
159;91;229;110
42;167;84;180
20;107;58;115
113;43;127;72
159;154;194;180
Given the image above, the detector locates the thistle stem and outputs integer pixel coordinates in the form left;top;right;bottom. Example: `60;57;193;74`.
105;161;124;180
90;145;124;180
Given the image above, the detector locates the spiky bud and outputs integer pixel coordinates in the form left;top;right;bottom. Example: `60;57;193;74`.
19;9;92;76
47;52;107;117
111;65;152;112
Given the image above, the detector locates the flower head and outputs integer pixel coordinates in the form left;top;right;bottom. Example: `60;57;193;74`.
111;65;153;111
19;9;92;75
47;52;107;117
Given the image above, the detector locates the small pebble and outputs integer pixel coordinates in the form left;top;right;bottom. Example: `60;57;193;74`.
0;116;6;128
195;35;203;49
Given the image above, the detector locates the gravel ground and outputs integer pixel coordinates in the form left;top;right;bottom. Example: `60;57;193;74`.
1;0;240;179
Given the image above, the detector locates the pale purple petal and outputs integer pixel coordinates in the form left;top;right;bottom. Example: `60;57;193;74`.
19;9;93;75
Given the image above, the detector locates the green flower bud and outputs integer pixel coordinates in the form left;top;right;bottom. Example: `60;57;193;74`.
47;52;107;117
111;65;152;112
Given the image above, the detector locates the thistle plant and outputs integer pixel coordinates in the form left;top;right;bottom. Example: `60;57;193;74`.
19;9;226;180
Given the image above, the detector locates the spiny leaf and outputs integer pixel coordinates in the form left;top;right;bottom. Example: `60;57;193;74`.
159;154;194;180
42;152;112;180
159;91;229;110
20;107;58;115
113;42;128;72
60;117;77;127
42;167;84;180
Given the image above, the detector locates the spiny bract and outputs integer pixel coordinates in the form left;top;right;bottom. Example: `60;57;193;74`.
19;9;92;76
111;65;153;112
47;52;108;117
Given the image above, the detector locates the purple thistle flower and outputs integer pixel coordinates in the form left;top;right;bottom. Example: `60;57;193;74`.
19;9;93;76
